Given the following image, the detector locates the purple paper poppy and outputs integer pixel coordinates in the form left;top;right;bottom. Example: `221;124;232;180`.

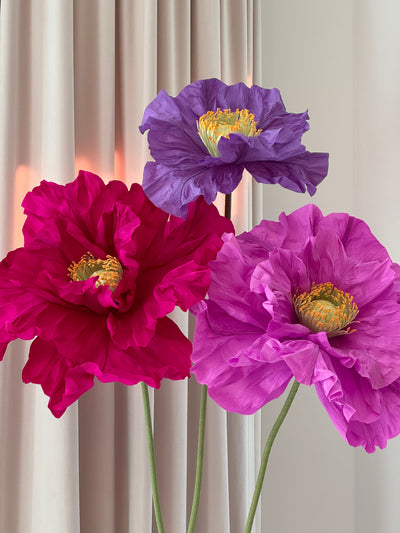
191;204;400;452
0;171;233;417
139;78;329;218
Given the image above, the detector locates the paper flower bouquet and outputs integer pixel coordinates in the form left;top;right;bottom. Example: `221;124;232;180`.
1;79;399;533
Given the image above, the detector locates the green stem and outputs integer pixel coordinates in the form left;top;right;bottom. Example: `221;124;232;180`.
187;384;208;533
141;382;165;533
244;380;300;533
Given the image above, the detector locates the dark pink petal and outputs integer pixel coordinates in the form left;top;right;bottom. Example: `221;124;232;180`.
22;171;106;247
0;172;230;416
23;338;97;418
101;317;192;386
161;197;234;266
153;262;211;311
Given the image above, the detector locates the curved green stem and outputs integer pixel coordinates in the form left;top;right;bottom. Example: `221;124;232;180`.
187;384;208;533
244;380;300;533
141;382;165;533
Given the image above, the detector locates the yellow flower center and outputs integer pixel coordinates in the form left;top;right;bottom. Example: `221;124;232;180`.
197;108;262;157
68;252;123;292
293;282;359;337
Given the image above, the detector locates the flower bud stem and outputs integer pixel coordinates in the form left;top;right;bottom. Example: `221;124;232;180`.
141;382;165;533
244;379;300;533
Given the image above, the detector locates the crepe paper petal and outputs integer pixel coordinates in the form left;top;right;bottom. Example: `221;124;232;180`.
140;78;329;218
191;204;400;452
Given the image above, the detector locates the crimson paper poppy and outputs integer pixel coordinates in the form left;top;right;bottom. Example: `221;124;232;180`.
0;171;233;417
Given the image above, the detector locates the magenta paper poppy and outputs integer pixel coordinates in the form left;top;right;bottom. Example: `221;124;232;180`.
0;171;233;417
139;78;329;218
191;204;400;452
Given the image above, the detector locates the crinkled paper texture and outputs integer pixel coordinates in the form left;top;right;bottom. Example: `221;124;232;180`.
191;204;400;452
0;170;233;417
140;78;329;217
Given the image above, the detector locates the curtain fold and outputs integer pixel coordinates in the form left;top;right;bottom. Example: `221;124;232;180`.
0;1;262;532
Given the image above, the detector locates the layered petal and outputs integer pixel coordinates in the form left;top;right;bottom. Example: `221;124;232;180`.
23;338;99;418
191;302;292;414
192;204;400;452
140;78;328;217
315;361;400;453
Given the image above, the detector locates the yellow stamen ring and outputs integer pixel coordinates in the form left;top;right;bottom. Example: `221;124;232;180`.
68;252;123;292
293;282;359;337
197;107;262;157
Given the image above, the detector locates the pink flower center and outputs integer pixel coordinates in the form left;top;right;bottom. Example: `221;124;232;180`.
197;108;262;157
293;282;358;337
68;253;123;292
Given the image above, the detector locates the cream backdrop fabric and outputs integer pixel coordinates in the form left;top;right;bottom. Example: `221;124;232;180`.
0;1;400;533
260;2;400;533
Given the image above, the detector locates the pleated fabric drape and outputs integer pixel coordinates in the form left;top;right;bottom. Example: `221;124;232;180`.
0;1;263;532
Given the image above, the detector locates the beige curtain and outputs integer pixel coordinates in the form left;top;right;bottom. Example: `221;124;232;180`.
0;1;262;532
